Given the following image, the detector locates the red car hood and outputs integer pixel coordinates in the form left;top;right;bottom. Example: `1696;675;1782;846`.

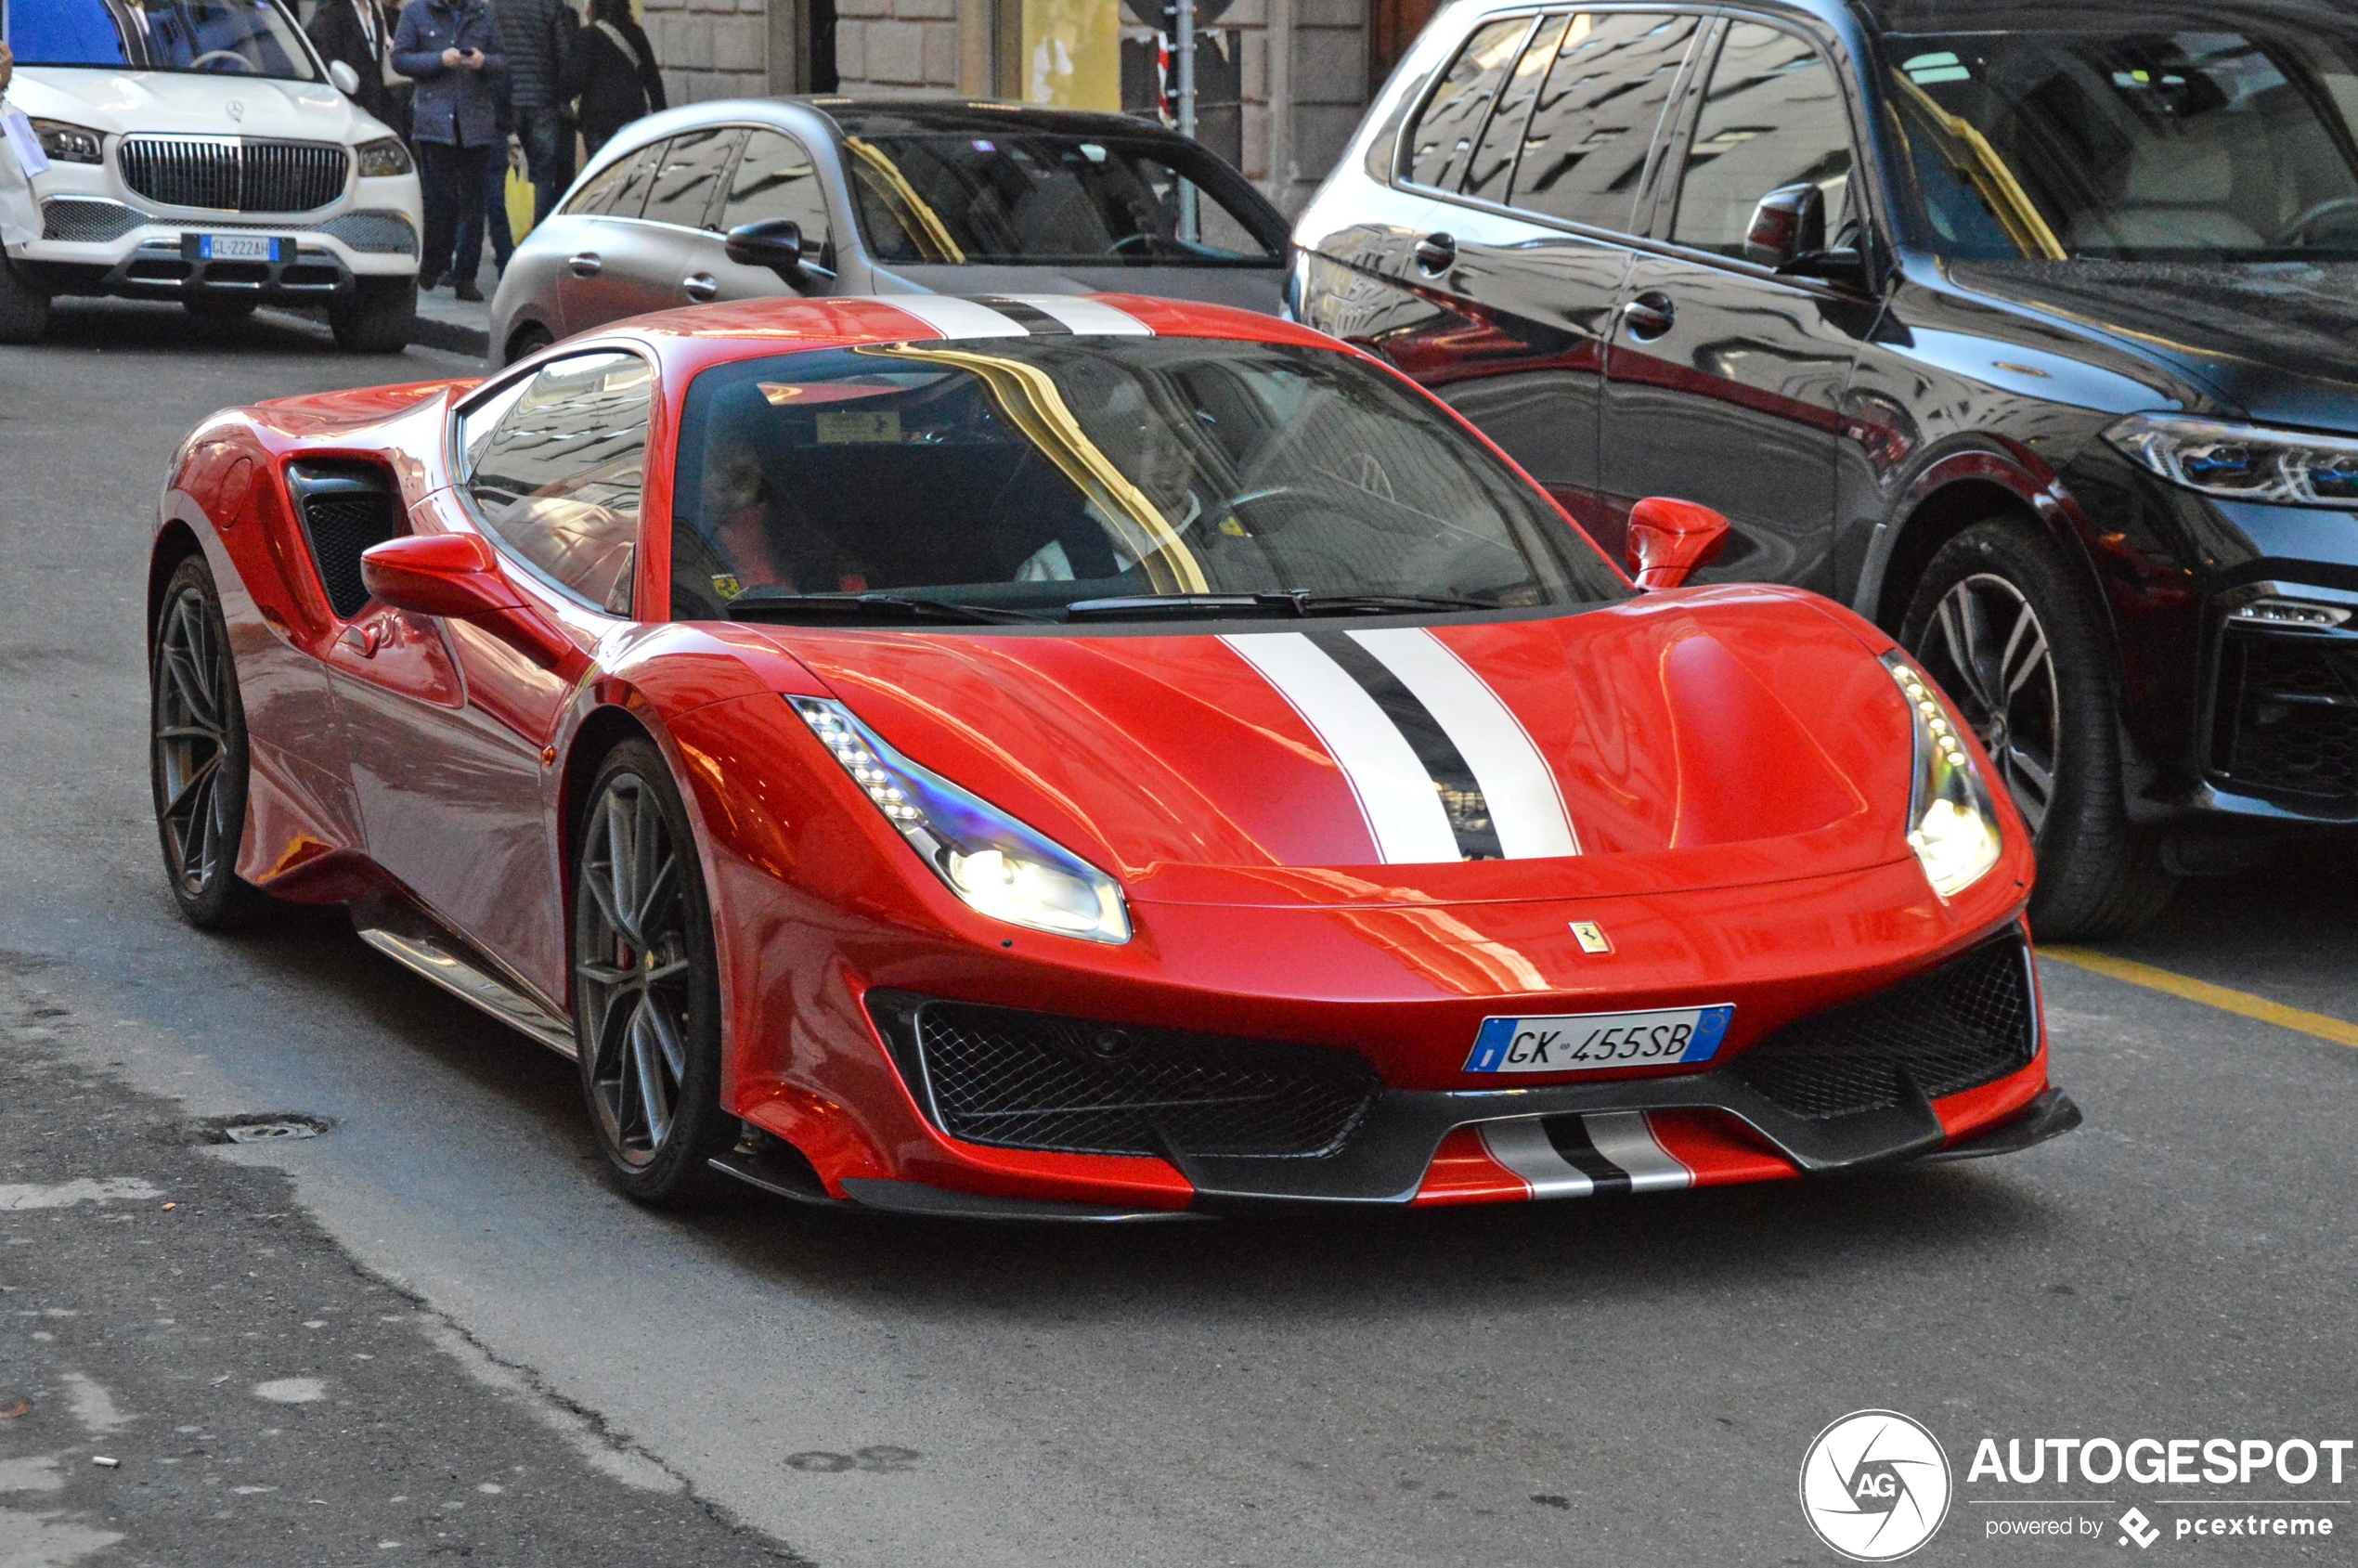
745;587;1915;908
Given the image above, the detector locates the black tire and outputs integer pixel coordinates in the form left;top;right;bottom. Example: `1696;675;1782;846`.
502;323;553;368
1899;518;2175;939
0;256;51;344
184;293;259;320
329;275;417;354
149;555;275;929
570;738;731;1206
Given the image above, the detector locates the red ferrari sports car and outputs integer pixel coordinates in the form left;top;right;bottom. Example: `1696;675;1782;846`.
149;292;2076;1218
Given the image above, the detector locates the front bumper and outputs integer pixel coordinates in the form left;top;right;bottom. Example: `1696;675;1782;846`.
11;194;419;303
2199;580;2358;822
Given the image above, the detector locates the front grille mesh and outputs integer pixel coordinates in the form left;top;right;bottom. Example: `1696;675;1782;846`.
120;137;350;214
913;1002;1380;1159
1730;938;2038;1119
2214;634;2358;798
41;198;145;242
320;210;419;255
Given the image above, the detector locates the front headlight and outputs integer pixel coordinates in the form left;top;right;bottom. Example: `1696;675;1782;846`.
356;136;414;178
2105;412;2358;507
789;696;1131;943
31;119;104;164
1884;654;2003;899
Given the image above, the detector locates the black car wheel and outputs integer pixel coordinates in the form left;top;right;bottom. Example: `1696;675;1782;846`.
149;555;273;928
0;256;51;344
1901;519;2174;938
330;276;417;354
571;738;731;1205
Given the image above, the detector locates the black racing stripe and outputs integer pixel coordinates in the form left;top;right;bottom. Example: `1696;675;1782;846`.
1544;1116;1632;1195
974;296;1071;335
1306;630;1502;861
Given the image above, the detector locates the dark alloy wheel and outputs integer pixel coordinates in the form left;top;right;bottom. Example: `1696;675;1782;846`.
149;555;272;928
571;739;731;1204
1901;518;2174;939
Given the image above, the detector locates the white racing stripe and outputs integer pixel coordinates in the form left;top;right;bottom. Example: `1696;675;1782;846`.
1476;1120;1594;1199
1003;295;1155;335
1347;628;1580;858
886;296;1030;339
1583;1112;1693;1193
1221;632;1461;863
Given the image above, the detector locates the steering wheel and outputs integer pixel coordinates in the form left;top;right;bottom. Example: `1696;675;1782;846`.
1107;232;1166;258
2272;194;2358;246
190;49;256;73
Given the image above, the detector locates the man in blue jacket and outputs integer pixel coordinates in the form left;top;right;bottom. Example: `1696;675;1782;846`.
394;0;507;300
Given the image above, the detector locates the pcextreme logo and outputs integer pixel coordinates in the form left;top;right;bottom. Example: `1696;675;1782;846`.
1800;1410;1955;1562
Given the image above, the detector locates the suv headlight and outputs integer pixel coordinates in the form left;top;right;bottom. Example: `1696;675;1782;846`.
1884;653;2003;899
789;696;1131;943
31;119;104;164
356;136;414;178
2106;412;2358;507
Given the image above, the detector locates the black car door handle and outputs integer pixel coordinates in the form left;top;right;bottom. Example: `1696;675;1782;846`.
567;253;602;279
1622;292;1676;340
1413;233;1458;275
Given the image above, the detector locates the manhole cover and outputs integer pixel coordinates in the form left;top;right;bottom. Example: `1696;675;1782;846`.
188;1114;335;1146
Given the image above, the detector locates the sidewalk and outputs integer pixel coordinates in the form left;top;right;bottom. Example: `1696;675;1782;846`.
411;280;491;359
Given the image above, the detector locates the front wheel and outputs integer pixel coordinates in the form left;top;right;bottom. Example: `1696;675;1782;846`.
150;555;274;928
1900;518;2174;938
0;256;51;344
330;275;416;354
571;739;731;1206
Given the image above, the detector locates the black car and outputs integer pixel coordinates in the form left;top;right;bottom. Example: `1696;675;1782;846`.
1291;0;2358;935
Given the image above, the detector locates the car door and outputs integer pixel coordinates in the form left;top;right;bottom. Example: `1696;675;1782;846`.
636;126;746;308
556;136;690;336
684;125;840;305
329;351;655;1004
1597;18;1885;592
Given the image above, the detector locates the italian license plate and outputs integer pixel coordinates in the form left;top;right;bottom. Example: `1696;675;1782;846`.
194;233;285;262
1465;1004;1734;1075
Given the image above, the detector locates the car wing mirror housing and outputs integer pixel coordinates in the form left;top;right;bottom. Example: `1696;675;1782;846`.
359;533;575;668
725;218;805;283
1745;181;1827;269
1626;496;1731;591
328;58;361;97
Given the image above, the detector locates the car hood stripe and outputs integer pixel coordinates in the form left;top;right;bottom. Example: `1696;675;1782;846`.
886;295;1031;339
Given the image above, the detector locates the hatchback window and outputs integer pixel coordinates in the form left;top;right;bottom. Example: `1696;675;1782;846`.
1463;13;1574;202
722;130;836;265
1669;22;1854;258
566;138;668;220
641;128;743;231
1888;27;2358;261
463;352;654;616
668;340;1627;623
7;0;317;80
1406;15;1539;191
1509;12;1702;230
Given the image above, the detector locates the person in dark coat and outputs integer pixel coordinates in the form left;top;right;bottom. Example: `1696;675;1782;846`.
482;62;516;277
307;0;405;137
564;0;665;158
393;0;507;298
493;0;577;226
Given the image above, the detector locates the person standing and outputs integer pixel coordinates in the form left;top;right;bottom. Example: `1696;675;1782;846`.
564;0;664;159
306;0;404;136
481;60;517;277
393;0;505;300
493;0;577;227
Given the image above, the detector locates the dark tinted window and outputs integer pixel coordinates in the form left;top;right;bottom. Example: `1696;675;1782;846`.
1670;22;1854;257
669;340;1626;622
722;129;835;261
565;137;668;220
1463;13;1573;202
1406;16;1536;190
461;352;653;616
1509;11;1700;229
844;131;1277;264
641;127;742;231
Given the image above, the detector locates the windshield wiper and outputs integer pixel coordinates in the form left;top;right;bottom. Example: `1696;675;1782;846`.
1062;590;1496;621
725;591;1046;626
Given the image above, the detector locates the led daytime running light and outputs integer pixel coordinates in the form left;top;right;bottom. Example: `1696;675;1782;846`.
1884;654;2003;900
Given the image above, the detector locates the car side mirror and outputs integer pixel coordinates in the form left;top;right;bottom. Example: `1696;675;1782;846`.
1744;182;1826;270
724;218;805;283
328;59;362;97
1626;496;1730;591
359;533;577;668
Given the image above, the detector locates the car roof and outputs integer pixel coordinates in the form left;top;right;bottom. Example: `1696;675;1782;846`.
783;96;1203;147
1844;0;2357;30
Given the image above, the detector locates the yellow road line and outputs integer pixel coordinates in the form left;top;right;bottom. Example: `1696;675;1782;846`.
2041;946;2358;1051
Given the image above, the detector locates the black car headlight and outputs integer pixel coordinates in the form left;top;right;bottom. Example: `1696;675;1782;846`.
1885;653;2003;900
2106;412;2358;507
356;137;414;178
32;119;104;165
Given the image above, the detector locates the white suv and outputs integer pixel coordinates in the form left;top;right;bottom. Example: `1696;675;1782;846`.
2;0;422;350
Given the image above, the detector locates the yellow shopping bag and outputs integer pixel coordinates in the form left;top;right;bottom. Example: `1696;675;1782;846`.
505;163;536;244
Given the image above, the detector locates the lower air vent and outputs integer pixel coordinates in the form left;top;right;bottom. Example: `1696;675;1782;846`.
285;462;402;620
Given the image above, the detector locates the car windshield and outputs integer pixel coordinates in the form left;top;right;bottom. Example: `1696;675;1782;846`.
1888;25;2358;260
840;131;1282;266
4;0;317;81
669;338;1626;624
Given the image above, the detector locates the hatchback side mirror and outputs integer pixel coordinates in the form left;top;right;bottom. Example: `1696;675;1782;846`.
1626;496;1730;591
1744;182;1826;269
329;59;362;97
359;533;576;668
725;218;805;283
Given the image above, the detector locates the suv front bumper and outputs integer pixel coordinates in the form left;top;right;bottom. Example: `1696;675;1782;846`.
11;194;419;305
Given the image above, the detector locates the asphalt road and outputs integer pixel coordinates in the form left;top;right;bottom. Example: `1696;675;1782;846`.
3;298;2353;1567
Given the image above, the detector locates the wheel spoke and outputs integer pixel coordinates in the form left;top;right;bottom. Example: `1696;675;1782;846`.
603;790;642;948
1932;596;1989;714
2003;742;2054;834
162;750;222;820
643;996;688;1080
2001;603;2049;702
631;851;679;940
630;1009;673;1147
575;958;638;987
